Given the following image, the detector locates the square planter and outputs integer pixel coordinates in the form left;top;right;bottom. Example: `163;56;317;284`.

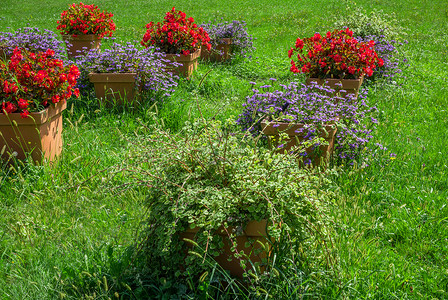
306;76;364;99
0;101;67;163
180;220;272;279
201;38;232;62
164;48;201;78
88;73;137;106
261;120;337;167
62;34;101;58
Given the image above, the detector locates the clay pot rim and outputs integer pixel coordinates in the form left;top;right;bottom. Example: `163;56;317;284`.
61;34;101;41
183;219;270;237
261;119;338;138
0;101;67;126
88;72;137;83
164;48;201;61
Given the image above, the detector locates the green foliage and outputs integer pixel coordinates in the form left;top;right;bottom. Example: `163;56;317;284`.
120;117;334;285
334;6;407;40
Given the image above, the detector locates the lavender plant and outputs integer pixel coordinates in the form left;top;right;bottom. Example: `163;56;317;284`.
200;20;255;57
74;42;178;100
0;27;66;60
236;80;380;165
356;34;408;82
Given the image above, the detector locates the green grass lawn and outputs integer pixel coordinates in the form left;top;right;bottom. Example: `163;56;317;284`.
1;0;448;298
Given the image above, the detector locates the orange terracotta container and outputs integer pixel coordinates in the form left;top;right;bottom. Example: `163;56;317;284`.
306;76;364;99
164;48;201;78
261;120;337;167
62;34;101;57
201;38;232;62
88;73;137;105
180;220;272;279
0;101;66;163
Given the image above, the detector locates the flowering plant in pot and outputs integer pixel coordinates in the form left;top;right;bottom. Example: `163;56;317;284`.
141;7;211;77
288;28;384;97
334;8;409;84
237;82;380;166
56;2;116;57
0;48;80;162
117;117;332;281
199;20;255;61
74;42;178;105
0;27;66;60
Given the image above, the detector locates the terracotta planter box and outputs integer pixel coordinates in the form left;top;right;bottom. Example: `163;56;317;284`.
62;34;101;58
164;48;201;78
261;120;337;167
306;76;364;99
88;73;137;106
201;38;232;62
0;101;66;163
180;219;272;279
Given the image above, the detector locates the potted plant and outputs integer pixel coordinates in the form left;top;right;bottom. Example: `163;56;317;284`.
74;42;178;105
288;28;384;98
56;2;116;57
199;20;255;62
121;118;331;280
141;7;211;78
0;27;66;61
237;80;366;167
0;48;80;163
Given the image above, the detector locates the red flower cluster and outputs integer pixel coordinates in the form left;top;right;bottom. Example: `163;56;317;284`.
141;7;211;55
0;48;80;118
288;28;384;79
56;2;116;38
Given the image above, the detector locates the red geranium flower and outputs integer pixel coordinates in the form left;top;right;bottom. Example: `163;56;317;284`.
0;48;80;118
56;2;116;38
288;28;383;79
141;7;211;55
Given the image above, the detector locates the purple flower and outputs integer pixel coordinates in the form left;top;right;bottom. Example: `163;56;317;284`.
0;27;66;60
200;20;255;57
73;41;178;100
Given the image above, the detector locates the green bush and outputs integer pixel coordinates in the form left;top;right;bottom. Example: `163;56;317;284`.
334;7;407;40
120;117;335;291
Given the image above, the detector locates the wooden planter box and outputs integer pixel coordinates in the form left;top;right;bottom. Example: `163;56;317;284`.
164;48;201;78
88;73;137;106
62;34;101;58
201;38;232;62
261;120;337;167
0;101;66;164
306;76;364;99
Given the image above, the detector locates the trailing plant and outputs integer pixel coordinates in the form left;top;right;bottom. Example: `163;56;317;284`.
0;27;66;60
56;2;116;38
141;7;211;55
200;20;255;57
288;28;384;79
0;48;80;117
116;117;334;288
73;42;178;100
